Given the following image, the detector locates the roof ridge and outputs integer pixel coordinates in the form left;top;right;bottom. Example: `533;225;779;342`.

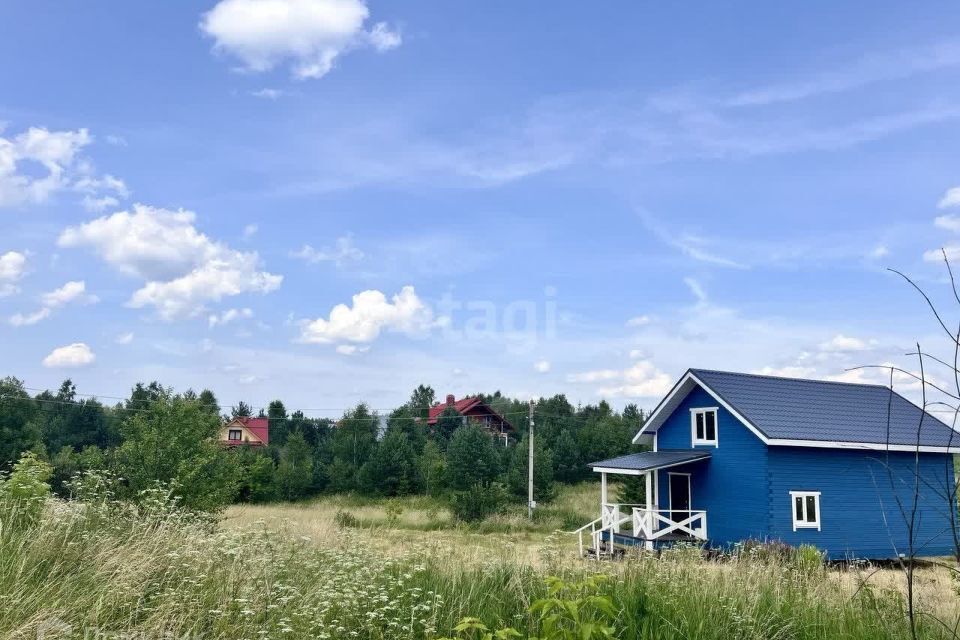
690;367;890;390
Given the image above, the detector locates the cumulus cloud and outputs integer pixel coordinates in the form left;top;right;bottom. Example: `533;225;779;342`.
291;234;363;267
209;307;253;328
597;361;674;398
0;127;125;209
567;369;621;383
299;285;437;346
938;187;960;209
0;251;26;297
42;342;96;368
199;0;401;80
818;334;875;352
10;280;97;326
534;359;551;373
58;205;282;320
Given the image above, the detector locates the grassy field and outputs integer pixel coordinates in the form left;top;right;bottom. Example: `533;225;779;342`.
3;482;960;639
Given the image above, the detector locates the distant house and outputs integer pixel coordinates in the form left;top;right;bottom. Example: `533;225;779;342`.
427;394;514;445
219;417;269;447
579;368;960;560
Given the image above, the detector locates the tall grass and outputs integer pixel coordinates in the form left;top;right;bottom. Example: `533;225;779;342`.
2;488;957;639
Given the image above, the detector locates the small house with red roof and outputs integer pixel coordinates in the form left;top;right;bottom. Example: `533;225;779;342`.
219;417;269;447
427;394;514;445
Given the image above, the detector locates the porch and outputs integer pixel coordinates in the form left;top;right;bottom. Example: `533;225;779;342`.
575;450;711;558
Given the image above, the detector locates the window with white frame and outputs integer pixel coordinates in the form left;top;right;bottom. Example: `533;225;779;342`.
690;408;718;446
790;491;821;531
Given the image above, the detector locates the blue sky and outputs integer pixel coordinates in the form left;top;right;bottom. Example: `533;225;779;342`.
1;0;959;416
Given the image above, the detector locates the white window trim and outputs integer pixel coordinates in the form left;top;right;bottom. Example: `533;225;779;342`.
790;491;821;531
690;407;719;447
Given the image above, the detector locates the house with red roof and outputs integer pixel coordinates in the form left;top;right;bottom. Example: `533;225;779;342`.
427;394;514;445
219;416;269;447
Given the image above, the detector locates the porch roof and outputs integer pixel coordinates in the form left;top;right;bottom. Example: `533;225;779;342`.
589;449;711;474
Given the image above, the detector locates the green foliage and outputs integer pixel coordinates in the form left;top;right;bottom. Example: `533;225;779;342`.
274;430;314;501
449;483;505;522
0;451;52;526
617;473;646;505
447;425;500;491
417;440;447;496
114;393;238;512
441;575;618;640
435;407;464;443
0;377;41;467
231;400;253;418
233;446;276;502
358;428;420;496
328;404;379;492
50;444;107;496
551;429;581;483
408;384;436;420
507;433;555;503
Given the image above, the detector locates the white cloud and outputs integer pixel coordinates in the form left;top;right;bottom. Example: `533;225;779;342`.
0;127;124;209
935;214;960;232
336;344;370;356
10;280;97;326
567;369;621;383
534;359;551;373
251;88;287;99
81;195;120;212
597;361;674;399
625;315;651;328
684;277;707;304
242;223;258;238
115;331;134;345
58;204;282;320
938;187;960;209
199;0;401;80
209;307;254;328
628;349;647;359
0;251;26;297
299;285;436;345
291;234;363;267
818;334;874;352
868;244;889;259
42;342;95;368
41;280;97;308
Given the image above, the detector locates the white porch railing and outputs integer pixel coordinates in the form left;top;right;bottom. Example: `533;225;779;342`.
572;504;707;558
632;508;707;542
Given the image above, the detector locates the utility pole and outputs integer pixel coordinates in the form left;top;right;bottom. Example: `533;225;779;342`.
528;398;535;520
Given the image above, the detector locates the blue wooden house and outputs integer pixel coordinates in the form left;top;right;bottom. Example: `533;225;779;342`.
578;369;960;560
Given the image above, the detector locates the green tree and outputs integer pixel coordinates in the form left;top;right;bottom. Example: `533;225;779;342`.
327;404;378;491
551;429;581;483
274;430;314;501
233;446;276;502
114;393;238;511
231;401;253;418
446;425;499;491
507;433;555;502
417;440;446;496
198;389;220;416
387;405;427;452
38;380;117;453
0;377;40;467
358;429;419;496
434;407;464;444
125;381;167;411
267;399;289;446
407;384;435;420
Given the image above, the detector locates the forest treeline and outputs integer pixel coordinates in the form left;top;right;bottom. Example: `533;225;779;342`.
0;376;644;517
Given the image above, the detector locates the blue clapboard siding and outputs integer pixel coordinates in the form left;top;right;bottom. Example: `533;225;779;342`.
654;385;770;546
767;447;957;559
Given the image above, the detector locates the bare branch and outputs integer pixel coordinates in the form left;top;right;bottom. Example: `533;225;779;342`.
889;267;959;346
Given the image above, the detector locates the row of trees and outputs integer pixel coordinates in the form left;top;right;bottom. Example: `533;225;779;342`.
0;377;644;513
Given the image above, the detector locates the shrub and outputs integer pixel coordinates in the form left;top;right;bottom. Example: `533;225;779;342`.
0;451;52;527
334;509;360;528
792;543;825;573
450;483;505;522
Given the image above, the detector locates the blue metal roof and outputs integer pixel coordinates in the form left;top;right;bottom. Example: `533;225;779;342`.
589;449;711;471
687;368;959;448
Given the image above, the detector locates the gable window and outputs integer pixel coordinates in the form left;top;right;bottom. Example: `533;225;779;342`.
790;491;821;531
690;408;718;446
228;429;242;441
